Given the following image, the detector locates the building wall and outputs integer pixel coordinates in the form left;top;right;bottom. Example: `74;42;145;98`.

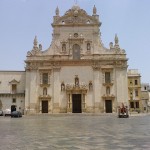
141;83;150;112
128;69;142;112
116;68;128;105
0;71;25;113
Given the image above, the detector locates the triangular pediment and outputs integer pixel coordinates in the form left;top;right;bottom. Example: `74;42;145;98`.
9;79;20;84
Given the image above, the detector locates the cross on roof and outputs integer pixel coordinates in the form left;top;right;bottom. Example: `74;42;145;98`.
74;0;78;4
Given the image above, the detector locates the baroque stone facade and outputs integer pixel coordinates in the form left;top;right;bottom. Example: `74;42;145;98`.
25;5;128;114
0;5;128;114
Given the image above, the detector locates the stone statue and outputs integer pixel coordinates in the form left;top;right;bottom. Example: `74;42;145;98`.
75;75;79;86
62;44;66;52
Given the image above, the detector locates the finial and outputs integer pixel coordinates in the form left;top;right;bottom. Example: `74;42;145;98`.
93;5;97;15
33;36;38;49
115;34;119;45
55;6;59;16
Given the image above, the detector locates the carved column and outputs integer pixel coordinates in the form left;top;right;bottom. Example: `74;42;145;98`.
39;99;42;114
82;93;86;112
48;99;51;113
67;93;72;112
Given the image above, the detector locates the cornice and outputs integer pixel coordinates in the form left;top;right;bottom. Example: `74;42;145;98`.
25;58;128;71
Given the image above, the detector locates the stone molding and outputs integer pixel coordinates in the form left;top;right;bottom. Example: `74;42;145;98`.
25;58;127;72
9;79;20;84
39;95;51;99
0;93;25;97
102;94;115;99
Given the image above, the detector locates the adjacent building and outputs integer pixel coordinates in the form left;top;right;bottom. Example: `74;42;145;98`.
0;5;129;114
141;83;150;112
0;71;25;114
127;69;142;112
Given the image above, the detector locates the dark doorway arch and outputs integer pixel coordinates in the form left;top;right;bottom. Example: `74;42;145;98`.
11;105;16;112
42;100;48;113
72;94;82;113
73;44;80;60
105;100;112;113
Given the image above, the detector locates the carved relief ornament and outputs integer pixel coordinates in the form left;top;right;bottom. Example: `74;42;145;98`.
25;62;39;70
52;6;99;26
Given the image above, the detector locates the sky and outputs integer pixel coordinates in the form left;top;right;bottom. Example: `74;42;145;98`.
0;0;150;84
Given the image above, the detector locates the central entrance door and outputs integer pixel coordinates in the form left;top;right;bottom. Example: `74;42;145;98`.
72;94;82;113
105;100;112;113
73;44;80;60
42;100;48;113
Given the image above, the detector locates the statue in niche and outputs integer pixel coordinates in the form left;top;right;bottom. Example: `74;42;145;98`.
43;87;47;96
61;82;65;91
89;81;93;90
106;87;110;95
62;44;66;52
75;75;79;87
87;43;91;50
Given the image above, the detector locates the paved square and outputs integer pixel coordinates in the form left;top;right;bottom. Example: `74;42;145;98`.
0;114;150;150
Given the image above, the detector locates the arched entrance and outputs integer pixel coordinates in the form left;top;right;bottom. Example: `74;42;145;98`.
73;44;80;60
11;105;16;112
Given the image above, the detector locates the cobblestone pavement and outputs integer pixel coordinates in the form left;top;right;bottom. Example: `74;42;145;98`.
0;114;150;150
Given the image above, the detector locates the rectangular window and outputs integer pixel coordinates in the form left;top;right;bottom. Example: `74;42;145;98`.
130;102;134;108
135;80;138;85
135;90;138;97
105;72;111;83
135;102;139;108
42;73;48;84
12;98;16;103
12;84;17;94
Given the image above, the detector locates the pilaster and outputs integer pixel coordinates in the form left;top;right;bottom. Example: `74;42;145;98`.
93;66;100;113
52;67;61;113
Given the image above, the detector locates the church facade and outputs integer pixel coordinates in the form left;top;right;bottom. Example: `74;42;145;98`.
0;5;128;114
